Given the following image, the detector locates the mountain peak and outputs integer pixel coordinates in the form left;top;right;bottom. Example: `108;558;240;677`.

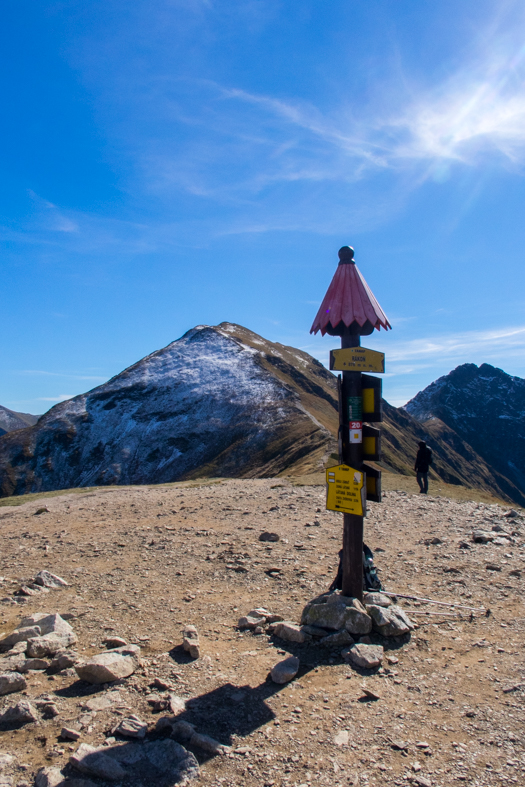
405;362;525;504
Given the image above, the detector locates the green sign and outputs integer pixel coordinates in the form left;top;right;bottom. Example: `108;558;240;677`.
347;397;362;421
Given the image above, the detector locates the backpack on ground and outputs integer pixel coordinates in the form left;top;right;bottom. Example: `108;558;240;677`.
329;544;383;593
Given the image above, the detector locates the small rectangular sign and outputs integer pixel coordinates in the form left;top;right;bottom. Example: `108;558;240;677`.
330;347;385;373
326;464;364;515
347;397;362;421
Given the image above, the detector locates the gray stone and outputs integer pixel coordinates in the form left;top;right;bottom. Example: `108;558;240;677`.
5;641;27;655
0;672;26;695
82;692;120;712
188;731;230;754
472;530;494;543
302;599;348;630
182;626;200;659
19;614;75;639
75;646;140;684
333;730;349;746
103;637;127;649
70;745;126;782
34;767;64;787
344;599;372;635
363;592;392;607
270;656;299;684
171;720;196;743
169;694;186;714
300;624;331;638
60;727;81;741
320;630;354;648
367;604;414;636
259;532;279;542
33;572;68;589
101;739;199;784
342;643;384;669
115;715;147;739
20;658;49;672
49;652;78;673
237;614;265;630
27;634;76;658
271;621;311;643
0;655;26;673
0;701;38;725
0;626;41;651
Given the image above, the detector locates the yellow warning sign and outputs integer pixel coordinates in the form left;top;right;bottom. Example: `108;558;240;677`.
326;464;364;515
330;347;385;373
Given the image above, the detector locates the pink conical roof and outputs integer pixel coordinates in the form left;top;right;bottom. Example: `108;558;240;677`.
310;247;391;336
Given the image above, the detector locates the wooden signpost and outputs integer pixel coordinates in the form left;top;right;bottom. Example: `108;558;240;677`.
310;246;391;601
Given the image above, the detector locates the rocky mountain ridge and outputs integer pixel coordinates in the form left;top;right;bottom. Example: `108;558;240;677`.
405;363;525;506
0;405;39;436
0;326;524;505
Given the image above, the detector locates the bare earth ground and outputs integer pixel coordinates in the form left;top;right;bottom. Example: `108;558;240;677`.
0;475;524;787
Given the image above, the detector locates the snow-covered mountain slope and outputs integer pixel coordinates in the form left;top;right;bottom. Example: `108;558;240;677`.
404;363;525;506
0;405;39;433
2;330;524;504
0;324;338;497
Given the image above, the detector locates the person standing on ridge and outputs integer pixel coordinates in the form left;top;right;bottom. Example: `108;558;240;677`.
414;440;433;494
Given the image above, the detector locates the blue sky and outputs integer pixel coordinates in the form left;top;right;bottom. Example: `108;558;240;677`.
3;0;525;412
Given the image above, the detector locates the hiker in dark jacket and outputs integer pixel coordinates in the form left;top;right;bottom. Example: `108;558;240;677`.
415;440;432;494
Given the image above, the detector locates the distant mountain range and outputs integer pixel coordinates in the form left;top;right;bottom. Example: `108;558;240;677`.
0;325;523;505
404;363;525;506
0;405;39;437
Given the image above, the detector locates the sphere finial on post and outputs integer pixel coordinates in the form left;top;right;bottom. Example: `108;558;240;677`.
338;246;355;264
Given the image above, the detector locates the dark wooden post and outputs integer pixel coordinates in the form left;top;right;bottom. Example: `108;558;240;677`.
310;245;391;602
341;331;363;600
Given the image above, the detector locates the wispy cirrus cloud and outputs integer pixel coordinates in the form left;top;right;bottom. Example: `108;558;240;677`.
37;395;76;402
18;370;108;382
387;325;525;365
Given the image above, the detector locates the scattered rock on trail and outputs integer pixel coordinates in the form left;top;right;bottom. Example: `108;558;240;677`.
33;571;68;589
172;720;230;754
259;531;280;542
20;658;49;672
60;727;81;741
49;652;78;673
0;700;38;725
75;645;140;684
367;604;414;637
363;592;392;607
35;767;64;787
71;739;199;785
0;625;41;650
103;637;127;649
344;598;373;635
271;621;311;643
0;672;26;695
115;715;148;739
270;656;300;684
472;530;494;543
301;592;372;634
320;629;354;648
27;633;77;658
237;613;265;630
182;625;200;659
342;643;384;669
70;744;126;781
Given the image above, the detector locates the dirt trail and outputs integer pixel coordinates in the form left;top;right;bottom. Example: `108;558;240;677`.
0;478;523;787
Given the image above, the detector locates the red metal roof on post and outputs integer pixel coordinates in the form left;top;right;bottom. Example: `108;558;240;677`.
310;246;391;337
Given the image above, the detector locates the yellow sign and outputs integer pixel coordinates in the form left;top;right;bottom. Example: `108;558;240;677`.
326;464;364;515
330;347;385;373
